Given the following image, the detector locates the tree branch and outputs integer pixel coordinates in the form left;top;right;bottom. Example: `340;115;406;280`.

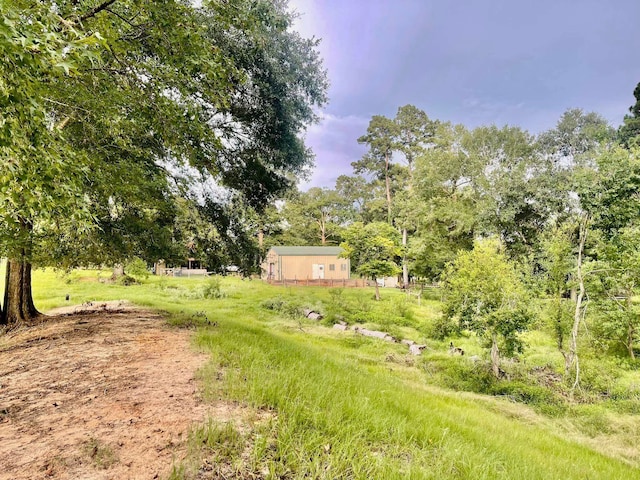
80;0;118;22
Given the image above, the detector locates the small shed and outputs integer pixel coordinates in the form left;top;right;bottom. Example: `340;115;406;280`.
262;246;350;281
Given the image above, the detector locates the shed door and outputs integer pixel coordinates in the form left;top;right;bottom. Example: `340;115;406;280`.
312;263;325;279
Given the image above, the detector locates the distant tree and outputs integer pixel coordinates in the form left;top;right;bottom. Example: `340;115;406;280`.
340;222;401;300
394;105;436;286
411;122;480;279
539;223;576;360
619;82;640;147
335;175;387;224
280;188;347;246
578;146;640;361
443;239;533;378
538;108;615;162
354;116;398;223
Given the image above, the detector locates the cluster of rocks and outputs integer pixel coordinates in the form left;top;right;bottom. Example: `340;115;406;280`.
332;322;428;356
302;307;465;358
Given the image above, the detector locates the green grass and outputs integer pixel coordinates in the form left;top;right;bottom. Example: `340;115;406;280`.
6;266;640;478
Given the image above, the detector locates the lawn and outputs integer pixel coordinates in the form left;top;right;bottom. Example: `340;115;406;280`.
5;266;640;479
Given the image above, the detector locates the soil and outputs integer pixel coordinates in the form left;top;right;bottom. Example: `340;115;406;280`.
0;301;223;480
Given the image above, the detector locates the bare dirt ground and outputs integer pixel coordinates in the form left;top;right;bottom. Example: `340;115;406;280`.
0;302;221;480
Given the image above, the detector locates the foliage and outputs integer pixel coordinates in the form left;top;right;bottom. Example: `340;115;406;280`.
443;238;533;376
200;277;225;300
0;0;328;324
618;81;640;147
126;258;150;280
340;222;400;300
279;187;347;246
411;122;479;279
539;223;576;351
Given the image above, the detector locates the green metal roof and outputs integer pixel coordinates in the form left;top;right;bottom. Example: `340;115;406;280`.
270;246;344;256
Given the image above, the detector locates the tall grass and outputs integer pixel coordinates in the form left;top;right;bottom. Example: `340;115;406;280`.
14;269;640;478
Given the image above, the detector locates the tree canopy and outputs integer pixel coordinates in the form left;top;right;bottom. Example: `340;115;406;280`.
0;0;327;325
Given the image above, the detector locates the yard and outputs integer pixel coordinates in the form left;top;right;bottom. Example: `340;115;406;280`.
1;269;639;479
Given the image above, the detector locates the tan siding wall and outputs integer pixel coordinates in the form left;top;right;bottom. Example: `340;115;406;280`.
261;250;281;280
280;255;350;280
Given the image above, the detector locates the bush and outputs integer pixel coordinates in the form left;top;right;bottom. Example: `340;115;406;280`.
426;314;460;340
489;381;557;406
260;296;305;319
200;277;225;299
126;257;150;280
421;355;496;393
116;274;138;286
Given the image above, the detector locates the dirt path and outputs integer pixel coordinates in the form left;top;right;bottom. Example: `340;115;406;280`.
0;302;212;480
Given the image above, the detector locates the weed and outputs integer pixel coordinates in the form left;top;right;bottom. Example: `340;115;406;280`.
83;437;118;469
200;277;225;299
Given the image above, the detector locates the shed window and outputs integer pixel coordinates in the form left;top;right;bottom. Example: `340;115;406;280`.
329;264;335;271
340;264;347;271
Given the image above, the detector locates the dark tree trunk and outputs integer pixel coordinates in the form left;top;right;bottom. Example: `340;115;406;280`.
1;259;40;326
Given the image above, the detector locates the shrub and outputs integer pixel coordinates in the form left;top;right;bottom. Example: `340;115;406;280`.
426;314;460;340
126;257;150;280
260;296;305;319
200;277;225;299
116;274;138;286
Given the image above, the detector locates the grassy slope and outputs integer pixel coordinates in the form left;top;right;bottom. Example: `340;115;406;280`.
7;267;639;479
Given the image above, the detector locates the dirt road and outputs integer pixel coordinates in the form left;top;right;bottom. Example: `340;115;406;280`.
0;303;210;479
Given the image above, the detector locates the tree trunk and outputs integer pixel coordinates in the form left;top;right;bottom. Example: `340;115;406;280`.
1;259;40;326
257;229;264;249
385;152;392;224
490;333;500;378
374;279;380;301
627;322;636;360
566;217;587;388
402;228;408;286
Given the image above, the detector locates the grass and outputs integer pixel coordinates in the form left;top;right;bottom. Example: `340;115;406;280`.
5;265;640;478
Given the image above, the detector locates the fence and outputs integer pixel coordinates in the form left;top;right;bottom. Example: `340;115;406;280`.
266;278;376;288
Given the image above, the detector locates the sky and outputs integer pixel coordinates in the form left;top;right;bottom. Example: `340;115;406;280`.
288;0;640;189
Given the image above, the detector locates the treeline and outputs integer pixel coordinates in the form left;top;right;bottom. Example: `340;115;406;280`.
262;85;640;372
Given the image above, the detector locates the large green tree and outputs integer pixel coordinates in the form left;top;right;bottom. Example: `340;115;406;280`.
279;187;347;246
354;115;398;223
340;222;401;300
411;122;481;280
0;0;327;326
443;239;532;378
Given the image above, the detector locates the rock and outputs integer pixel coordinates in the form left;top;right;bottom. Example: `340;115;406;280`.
307;312;323;321
409;344;427;356
401;339;415;346
353;327;397;343
333;323;348;331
